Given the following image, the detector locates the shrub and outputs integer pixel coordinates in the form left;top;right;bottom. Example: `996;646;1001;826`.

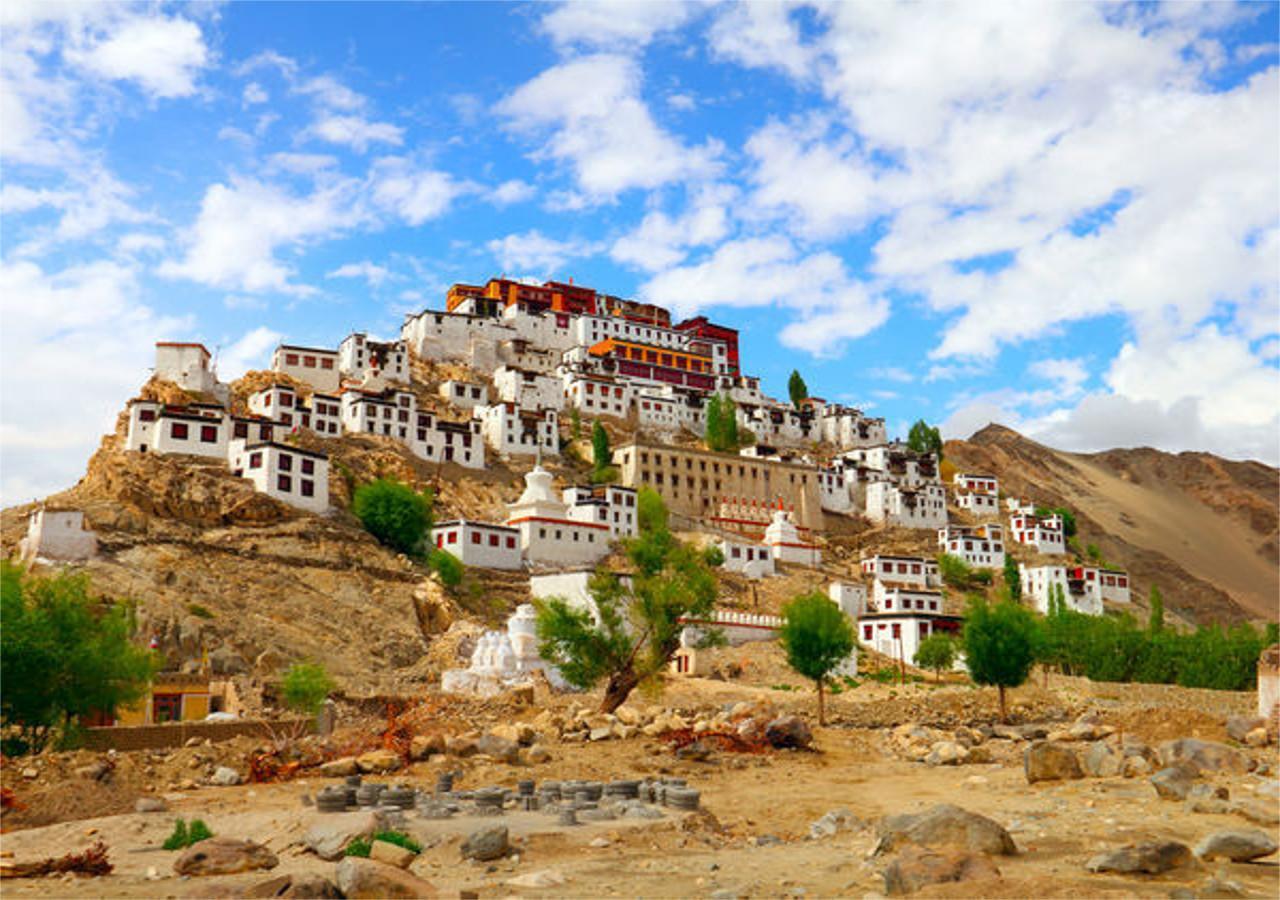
963;596;1038;722
163;818;213;850
701;544;725;568
779;591;855;725
914;632;958;682
788;370;808;410
352;479;433;555
187;603;214;619
429;550;464;587
704;394;740;452
188;819;213;844
373;830;422;853
281;662;335;717
907;419;943;459
344;837;372;858
591;420;611;476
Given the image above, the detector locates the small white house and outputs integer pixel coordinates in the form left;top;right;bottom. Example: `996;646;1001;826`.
937;523;1006;568
432;519;522;570
154;341;222;396
440;380;489;409
493;366;564;412
247;384;300;427
505;464;610;567
714;535;776;579
857;612;962;666
562;484;638;538
860;555;939;588
954;473;1000;518
306;393;343;437
17;508;97;564
125;400;229;459
866;482;948;529
763;508;821;566
1020;564;1131;616
563;374;633;419
1009;510;1067;555
339;332;408;386
829;581;867;618
477;403;559;457
228;439;329;513
272;344;341;393
876;585;944;616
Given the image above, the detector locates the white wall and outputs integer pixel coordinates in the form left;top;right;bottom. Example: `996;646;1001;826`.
433;521;522;570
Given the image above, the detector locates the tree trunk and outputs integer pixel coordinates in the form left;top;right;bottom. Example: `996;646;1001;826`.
598;666;642;715
816;679;825;726
998;684;1008;724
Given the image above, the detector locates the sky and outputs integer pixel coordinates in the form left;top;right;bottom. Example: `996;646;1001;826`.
2;1;1278;503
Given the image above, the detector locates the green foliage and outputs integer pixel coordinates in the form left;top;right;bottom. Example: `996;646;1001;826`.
534;491;720;712
787;369;809;409
914;633;958;679
1002;555;1022;601
1;563;156;754
428;549;464;587
701;544;725;568
373;830;422;853
907;419;944;459
591;420;611;475
186;603;214;619
963;596;1038;719
937;553;991;591
163;818;213;850
571;407;582;442
703;393;740;452
281;662;334;717
352;479;433;555
1085;542;1102;563
1036;506;1077;538
345;837;372;858
1147;585;1164;633
779;591;854;723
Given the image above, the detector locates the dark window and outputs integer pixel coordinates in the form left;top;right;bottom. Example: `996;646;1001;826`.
170;422;188;440
249;452;262;469
279;454;292;471
234;422;248;438
506;536;516;549
200;425;217;443
301;458;315;475
139;409;156;422
301;480;314;497
260;425;272;440
321;358;334;369
280;393;293;407
277;474;292;492
471;532;481;544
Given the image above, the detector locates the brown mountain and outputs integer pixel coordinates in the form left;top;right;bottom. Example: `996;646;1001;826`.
946;425;1279;626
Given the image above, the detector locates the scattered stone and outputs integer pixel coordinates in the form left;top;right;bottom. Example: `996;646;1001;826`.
1225;716;1266;743
319;757;359;778
1200;874;1247;898
521;745;552;765
1122;756;1152;778
210;766;241;786
924;741;969;766
409;733;446;760
1194;829;1278;862
1085;841;1193;875
1244;728;1269;747
446;735;479;757
134;796;168;814
588;726;612;742
676;741;713;761
764;715;813;749
75;760;112;781
370;839;417;869
1231;800;1280;826
809;809;861;840
875;804;1017;856
173;838;278;877
20;767;37;780
589;837;612;848
1024;741;1084;783
461;824;509;861
1151;767;1195;801
303;819;375;861
335;857;437;899
883;845;1001;896
1158;739;1251;775
507;869;567;889
356;750;401;774
1082;741;1123;778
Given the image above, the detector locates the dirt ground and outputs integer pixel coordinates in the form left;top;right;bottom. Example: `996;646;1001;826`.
2;664;1277;899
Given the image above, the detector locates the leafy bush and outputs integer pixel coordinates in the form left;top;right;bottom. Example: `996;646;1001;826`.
591;420;611;477
914;632;958;681
352;479;433;555
281;662;335;716
779;591;854;724
163;818;214;850
938;553;990;591
345;837;372;858
188;819;213;844
907;419;943;459
701;544;725;568
373;830;422;853
428;550;464;587
1;563;156;753
963;596;1038;721
187;603;215;619
704;394;740;452
788;369;808;409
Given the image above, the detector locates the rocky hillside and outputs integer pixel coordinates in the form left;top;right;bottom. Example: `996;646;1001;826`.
946;425;1279;626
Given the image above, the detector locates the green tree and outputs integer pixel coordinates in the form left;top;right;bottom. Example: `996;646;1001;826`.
701;544;725;568
704;394;740;452
962;595;1038;722
907;419;944;459
788;369;809;410
590;420;615;482
0;563;156;753
1035;506;1077;538
429;549;464;587
1147;585;1165;634
779;592;854;724
281;662;335;717
938;553;976;590
1002;555;1022;601
571;407;582;441
352;479;433;555
534;491;719;713
1086;542;1103;563
914;632;958;682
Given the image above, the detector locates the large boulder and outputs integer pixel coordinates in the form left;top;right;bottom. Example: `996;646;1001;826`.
764;715;813;749
409;732;446;761
1085;841;1193;875
335;857;437;899
356;750;402;774
875;804;1017;857
210;766;242;786
244;874;342;898
475;733;520;764
318;756;359;777
461;824;509;861
1194;829;1278;862
1158;738;1251;775
303;817;376;861
1024;741;1084;784
883;845;1001;896
1150;766;1195;801
1225;716;1266;743
924;741;970;766
173;838;278;877
1082;741;1122;778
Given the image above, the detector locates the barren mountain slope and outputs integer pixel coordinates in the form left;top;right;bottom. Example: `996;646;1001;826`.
946;425;1278;625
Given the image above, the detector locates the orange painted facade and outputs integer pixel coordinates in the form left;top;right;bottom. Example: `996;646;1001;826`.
588;338;713;374
446;278;597;315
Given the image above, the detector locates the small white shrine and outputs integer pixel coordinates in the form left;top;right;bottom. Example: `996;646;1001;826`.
440;604;567;696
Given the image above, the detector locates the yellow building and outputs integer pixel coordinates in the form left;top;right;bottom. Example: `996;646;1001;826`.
114;672;211;726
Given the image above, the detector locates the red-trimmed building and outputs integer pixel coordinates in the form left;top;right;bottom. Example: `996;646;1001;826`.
676;316;740;375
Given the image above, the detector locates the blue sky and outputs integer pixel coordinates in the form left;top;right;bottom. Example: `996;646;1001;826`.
2;1;1278;501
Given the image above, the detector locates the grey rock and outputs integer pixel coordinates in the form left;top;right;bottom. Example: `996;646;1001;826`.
883;845;1001;896
1194;828;1278;862
809;808;861;840
1158;738;1251;775
475;733;520;764
764;715;813;749
1024;741;1084;783
461;824;509;861
1085;840;1192;875
335;857;436;898
588;726;612;742
209;645;248;676
925;741;969;766
172;837;278;876
134;796;168;813
876;804;1017;856
211;766;241;786
1082;741;1123;778
1150;766;1195;801
1231;800;1280;826
303;817;375;861
1225;716;1266;743
1188;784;1229;801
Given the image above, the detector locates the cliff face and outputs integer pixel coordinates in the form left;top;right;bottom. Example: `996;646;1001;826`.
946;425;1279;625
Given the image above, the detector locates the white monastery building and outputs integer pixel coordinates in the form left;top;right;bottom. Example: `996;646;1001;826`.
865;481;948;529
937;523;1006;569
154;342;226;400
271;344;341;394
440;380;489;409
1021;564;1132;616
505;463;611;567
433;520;522;570
1009;508;1067;555
953;473;1000;518
228;439;329;513
18;508;98;565
477;403;559;457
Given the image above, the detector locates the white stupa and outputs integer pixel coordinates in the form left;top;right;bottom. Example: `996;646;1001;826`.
440;603;568;696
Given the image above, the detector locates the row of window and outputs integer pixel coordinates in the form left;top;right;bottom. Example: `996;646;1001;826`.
437;530;518;550
283;353;336;370
245;451;316;475
169;422;220;443
883;596;940;612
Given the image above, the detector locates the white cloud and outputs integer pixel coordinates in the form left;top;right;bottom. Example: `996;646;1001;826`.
218;326;283;380
294;74;365;111
610;183;736;271
666;92;696;111
870;366;915;384
0;258;190;501
540;1;695;49
368;157;472;226
66;14;209;99
486;231;595;275
490;179;536;206
243;81;268;105
160;177;364;294
641;236;889;355
496;54;721;201
306;113;404;152
327;260;392;288
116;232;165;255
1028;357;1089;395
708;2;815;80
